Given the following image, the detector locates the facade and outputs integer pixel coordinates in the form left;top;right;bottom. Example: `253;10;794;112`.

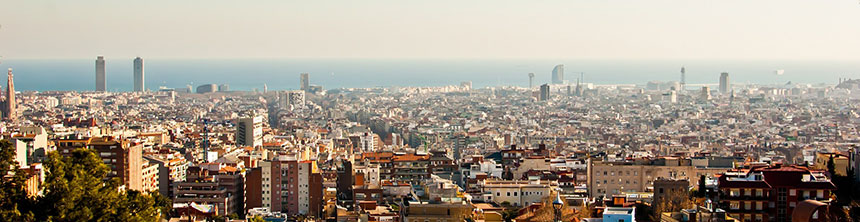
300;73;309;91
720;72;730;94
145;155;189;198
539;84;550;101
96;56;106;91
279;90;305;109
236;116;263;148
134;57;144;92
551;64;564;84
603;207;635;222
254;156;323;216
478;179;554;207
403;202;474;222
196;84;218;93
88;137;144;191
5;68;16;120
588;161;727;198
717;164;836;222
141;159;160;193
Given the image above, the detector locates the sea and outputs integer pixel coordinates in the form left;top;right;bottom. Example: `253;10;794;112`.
1;58;858;92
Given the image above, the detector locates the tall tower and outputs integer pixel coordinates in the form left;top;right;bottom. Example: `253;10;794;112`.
96;56;106;91
680;66;686;91
539;84;550;101
719;72;730;94
6;68;15;120
528;73;535;88
133;57;144;92
551;64;564;84
300;73;309;91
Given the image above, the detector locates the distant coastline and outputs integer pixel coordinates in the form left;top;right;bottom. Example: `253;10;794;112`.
1;59;857;92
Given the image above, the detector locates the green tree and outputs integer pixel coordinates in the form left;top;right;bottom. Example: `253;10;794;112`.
0;140;36;222
827;155;836;176
0;146;171;222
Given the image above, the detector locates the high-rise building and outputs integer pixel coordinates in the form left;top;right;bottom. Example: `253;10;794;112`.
88;137;143;191
5;68;16;120
133;57;144;92
236;116;263;148
701;86;712;101
551;64;564;84
539;84;550;101
96;56;106;91
251;156;323;216
279;90;305;109
300;73;309;91
218;84;230;92
196;84;218;93
528;73;535;88
680;66;686;91
719;72;731;94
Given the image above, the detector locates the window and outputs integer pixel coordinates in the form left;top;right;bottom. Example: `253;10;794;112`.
755;189;763;197
506;192;510;196
513;192;517;196
817;190;824;199
730;189;740;197
756;202;762;210
790;189;796;196
745;202;751;210
730;201;740;210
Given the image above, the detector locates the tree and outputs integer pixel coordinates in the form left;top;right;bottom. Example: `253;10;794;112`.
0;140;36;222
652;188;693;221
0;146;170;222
827;155;836;176
697;175;707;198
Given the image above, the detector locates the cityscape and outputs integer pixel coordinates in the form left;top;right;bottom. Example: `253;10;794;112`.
1;1;860;222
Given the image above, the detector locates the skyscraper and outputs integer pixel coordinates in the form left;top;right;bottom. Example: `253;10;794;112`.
96;56;106;91
528;73;535;88
133;57;144;92
551;64;564;84
236;116;263;148
680;66;686;91
719;72;730;94
300;73;309;91
5;68;15;120
539;84;550;101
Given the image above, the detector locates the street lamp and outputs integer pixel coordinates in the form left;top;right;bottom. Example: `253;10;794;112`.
553;193;564;222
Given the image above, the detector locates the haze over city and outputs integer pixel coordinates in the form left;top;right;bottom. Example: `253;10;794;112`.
1;0;859;60
1;1;860;222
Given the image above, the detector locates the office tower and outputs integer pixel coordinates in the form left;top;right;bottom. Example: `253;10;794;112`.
133;57;144;92
236;116;263;148
719;72;730;94
279;90;306;109
701;86;711;101
196;84;218;93
528;73;535;88
5;68;15;120
539;84;550;101
218;84;230;92
551;64;564;84
300;73;309;91
680;66;686;91
96;56;106;91
263;84;268;93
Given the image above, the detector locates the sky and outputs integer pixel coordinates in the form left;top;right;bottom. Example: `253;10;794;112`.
0;0;859;60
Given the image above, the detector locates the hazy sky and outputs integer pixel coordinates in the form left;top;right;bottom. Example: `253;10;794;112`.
1;0;858;60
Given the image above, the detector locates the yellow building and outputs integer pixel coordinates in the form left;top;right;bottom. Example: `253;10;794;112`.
813;152;849;176
403;201;474;222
